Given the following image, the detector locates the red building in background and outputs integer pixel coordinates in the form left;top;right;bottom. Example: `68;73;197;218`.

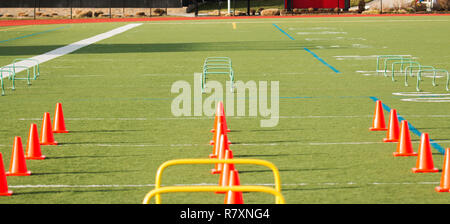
285;0;350;10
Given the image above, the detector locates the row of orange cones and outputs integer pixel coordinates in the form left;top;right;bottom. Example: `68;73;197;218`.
370;100;450;192
208;102;243;204
0;103;69;196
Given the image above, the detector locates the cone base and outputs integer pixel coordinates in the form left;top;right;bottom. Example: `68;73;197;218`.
370;127;388;131
215;191;226;194
0;191;13;196
210;169;221;174
53;130;69;133
211;129;231;133
393;152;418;157
6;171;31;176
209;154;217;159
412;167;439;173
435;186;450;192
40;141;58;145
383;138;398;142
25;155;46;160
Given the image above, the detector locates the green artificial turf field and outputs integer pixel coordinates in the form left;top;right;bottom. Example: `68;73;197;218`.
0;15;449;204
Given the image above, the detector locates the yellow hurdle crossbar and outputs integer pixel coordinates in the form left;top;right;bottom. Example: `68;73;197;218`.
143;158;283;204
142;185;286;204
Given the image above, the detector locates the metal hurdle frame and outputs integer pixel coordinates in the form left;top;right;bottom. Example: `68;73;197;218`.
12;58;40;80
404;64;436;86
382;57;413;78
2;65;32;87
201;57;234;93
416;69;449;92
143;158;284;204
0;69;14;96
390;59;417;82
376;55;411;76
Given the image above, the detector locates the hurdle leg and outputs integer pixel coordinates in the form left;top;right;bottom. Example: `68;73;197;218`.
1;75;4;96
416;71;422;92
446;71;449;91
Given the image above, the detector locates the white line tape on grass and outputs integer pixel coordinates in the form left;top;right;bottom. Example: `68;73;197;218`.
401;97;450;102
142;19;449;26
393;92;450;97
0;23;143;77
14;114;450;121
8;181;440;189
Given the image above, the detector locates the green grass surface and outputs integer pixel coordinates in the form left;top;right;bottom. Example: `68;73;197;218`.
0;16;449;204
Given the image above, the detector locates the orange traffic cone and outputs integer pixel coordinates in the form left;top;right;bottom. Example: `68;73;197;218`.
412;133;438;173
211;134;225;174
436;148;450;192
224;170;244;204
53;103;69;133
0;153;13;196
211;134;230;174
209;120;223;159
40;112;58;145
370;100;388;131
383;109;400;142
220;103;230;133
6;136;31;176
393;120;417;157
211;102;230;133
25;123;46;160
217;149;234;194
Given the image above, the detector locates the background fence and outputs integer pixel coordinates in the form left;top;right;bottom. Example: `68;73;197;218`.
0;0;185;9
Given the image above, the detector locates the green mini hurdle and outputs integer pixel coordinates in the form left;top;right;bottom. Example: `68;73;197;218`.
2;65;32;87
12;58;40;80
382;57;414;78
416;69;449;92
376;55;411;76
0;69;14;96
390;59;417;82
404;64;436;86
201;57;234;93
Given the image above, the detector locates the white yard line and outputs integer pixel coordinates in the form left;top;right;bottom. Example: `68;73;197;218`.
141;19;449;26
401;97;450;102
0;23;143;77
14;114;450;121
8;181;441;189
46;140;450;148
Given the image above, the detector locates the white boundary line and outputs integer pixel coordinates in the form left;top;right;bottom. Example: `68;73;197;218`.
8;181;440;189
0;23;143;77
13;114;450;121
142;19;449;25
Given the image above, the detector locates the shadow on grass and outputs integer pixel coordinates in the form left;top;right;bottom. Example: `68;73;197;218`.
33;169;140;176
416;127;450;130
69;129;143;133
0;41;308;56
239;167;337;174
281;185;361;192
56;141;146;145
10;188;134;196
236;128;305;132
232;140;303;145
47;154;147;159
237;153;307;157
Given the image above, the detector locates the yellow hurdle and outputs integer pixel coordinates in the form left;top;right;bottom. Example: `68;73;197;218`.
143;158;284;204
142;185;285;204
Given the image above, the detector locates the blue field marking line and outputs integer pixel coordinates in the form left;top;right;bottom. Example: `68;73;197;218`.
303;47;341;74
0;25;68;44
272;24;295;40
369;96;446;155
271;23;341;74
